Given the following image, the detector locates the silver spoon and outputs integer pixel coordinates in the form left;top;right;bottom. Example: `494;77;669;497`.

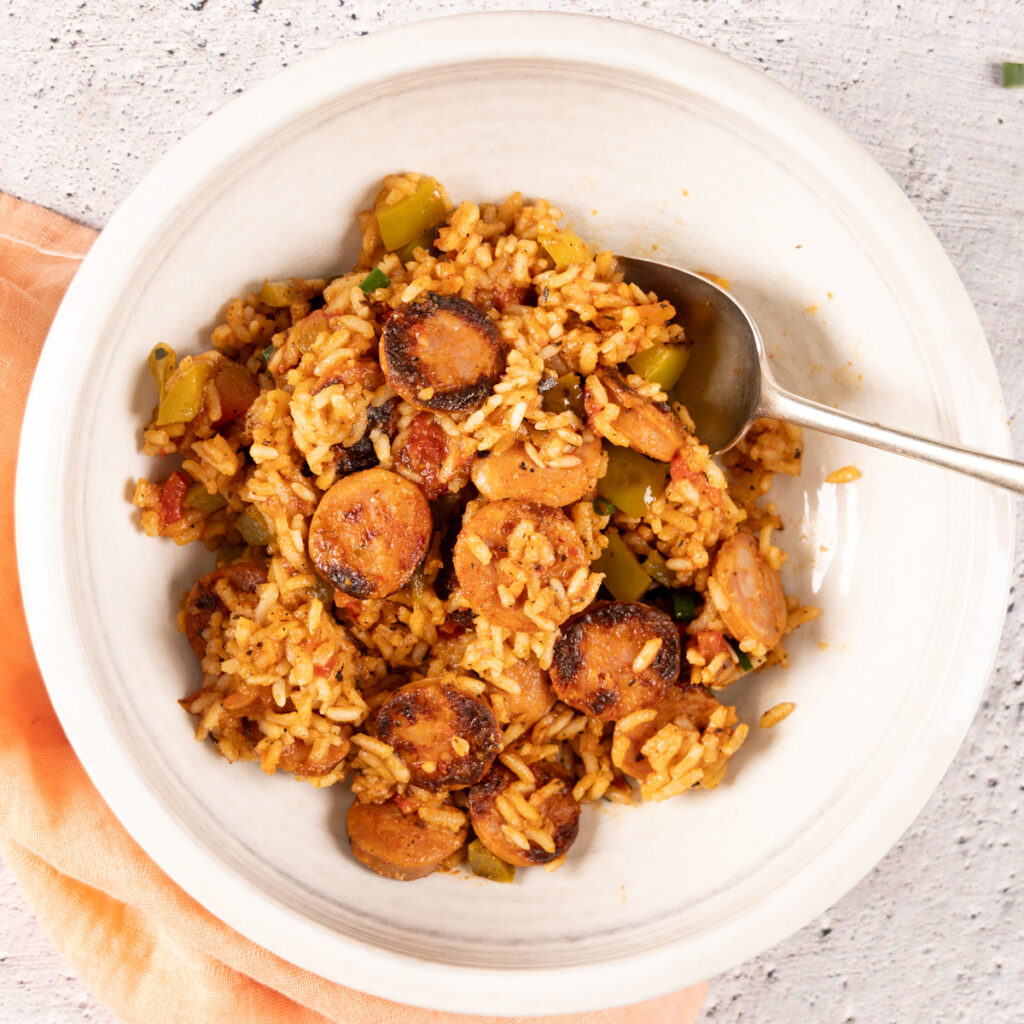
617;255;1023;494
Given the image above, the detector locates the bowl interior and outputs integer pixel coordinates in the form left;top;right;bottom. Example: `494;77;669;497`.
22;20;1012;1014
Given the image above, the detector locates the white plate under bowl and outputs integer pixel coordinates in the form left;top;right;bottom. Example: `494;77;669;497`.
16;12;1013;1016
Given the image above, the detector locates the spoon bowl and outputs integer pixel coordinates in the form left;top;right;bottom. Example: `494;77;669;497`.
618;254;1024;494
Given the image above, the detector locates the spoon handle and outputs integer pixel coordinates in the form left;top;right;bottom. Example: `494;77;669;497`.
760;386;1024;495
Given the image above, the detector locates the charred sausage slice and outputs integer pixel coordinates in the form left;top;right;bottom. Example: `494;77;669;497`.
372;679;501;790
183;561;269;657
550;601;680;721
346;799;467;881
381;292;507;412
308;467;431;599
585;367;688;462
470;435;605;507
453;499;588;632
468;761;580;867
614;684;723;782
710;531;787;649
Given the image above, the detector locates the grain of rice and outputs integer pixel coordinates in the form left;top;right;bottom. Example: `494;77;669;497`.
759;702;795;728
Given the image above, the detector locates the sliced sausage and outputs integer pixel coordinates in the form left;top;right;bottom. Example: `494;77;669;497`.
395;412;472;500
381;292;507;412
452;499;588;632
710;531;787;649
550;601;680;721
372;679;501;790
183;561;269;657
346;799;467;881
468;761;580;867
491;658;557;727
614;684;723;782
584;367;687;462
328;398;400;478
308;468;431;599
470;435;605;507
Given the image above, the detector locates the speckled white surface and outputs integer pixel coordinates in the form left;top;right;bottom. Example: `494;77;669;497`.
2;1;1022;1022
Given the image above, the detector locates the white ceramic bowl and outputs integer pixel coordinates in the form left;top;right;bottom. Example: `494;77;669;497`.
16;12;1014;1015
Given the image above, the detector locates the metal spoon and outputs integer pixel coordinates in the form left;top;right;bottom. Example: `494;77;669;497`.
617;255;1024;494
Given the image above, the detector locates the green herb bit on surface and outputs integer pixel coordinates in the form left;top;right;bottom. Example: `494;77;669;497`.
1002;62;1024;87
261;344;276;365
726;639;753;672
358;267;391;293
467;839;515;883
593;496;616;516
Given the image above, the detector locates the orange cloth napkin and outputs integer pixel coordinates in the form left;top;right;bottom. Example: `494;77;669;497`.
0;192;707;1024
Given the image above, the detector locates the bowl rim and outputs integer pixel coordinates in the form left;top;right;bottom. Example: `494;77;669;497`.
15;10;1014;1015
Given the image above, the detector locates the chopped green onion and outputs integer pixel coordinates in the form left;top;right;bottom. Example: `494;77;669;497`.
726;639;753;672
1003;62;1024;87
261;344;275;364
672;591;697;621
593;496;616;516
358;268;390;293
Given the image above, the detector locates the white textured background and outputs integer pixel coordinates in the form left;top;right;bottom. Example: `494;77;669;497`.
2;1;1022;1021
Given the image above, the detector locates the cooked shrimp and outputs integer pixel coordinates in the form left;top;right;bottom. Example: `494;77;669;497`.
470;435;605;507
550;601;680;721
346;799;466;881
710;531;786;649
584;367;687;462
380;292;508;412
452;499;588;632
613;684;723;783
307;468;431;599
468;761;579;866
372;679;501;790
183;561;269;657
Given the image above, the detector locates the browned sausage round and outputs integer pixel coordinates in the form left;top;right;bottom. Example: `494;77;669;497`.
550;601;680;721
453;499;588;632
372;679;501;790
468;761;580;866
346;799;467;881
308;468;431;599
380;292;507;412
183;560;269;657
614;684;723;782
584;367;687;462
470;435;605;507
710;531;787;649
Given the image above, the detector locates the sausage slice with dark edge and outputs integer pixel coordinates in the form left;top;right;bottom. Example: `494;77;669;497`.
308;467;431;599
183;561;269;657
468;761;580;866
550;601;680;721
346;799;467;881
372;678;501;790
381;291;507;412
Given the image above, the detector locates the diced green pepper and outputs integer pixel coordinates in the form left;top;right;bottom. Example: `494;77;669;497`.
376;177;448;252
397;228;436;264
156;361;211;426
1002;62;1024;87
409;567;427;601
467;839;515;883
642;549;675;588
358;268;390;294
309;575;335;606
183;482;227;515
593;530;651;603
148;344;177;402
237;506;273;546
538;227;592;269
627;341;690;390
541;373;584;416
671;590;698;622
597;445;668;519
259;279;310;307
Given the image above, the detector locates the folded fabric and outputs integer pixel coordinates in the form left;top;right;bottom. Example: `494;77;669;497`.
0;192;706;1024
